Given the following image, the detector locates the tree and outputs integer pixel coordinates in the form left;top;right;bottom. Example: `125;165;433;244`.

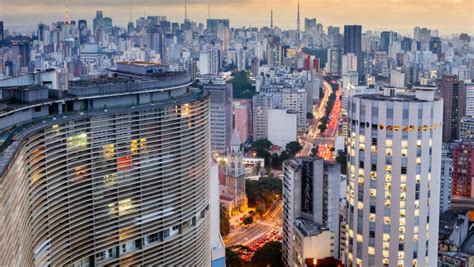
243;216;254;225
232;70;256;99
220;204;230;237
286;141;303;156
251;241;283;267
306;112;315;120
226;248;244;267
246;177;282;210
271;153;282;170
252;139;273;150
336;152;348;175
256;149;272;166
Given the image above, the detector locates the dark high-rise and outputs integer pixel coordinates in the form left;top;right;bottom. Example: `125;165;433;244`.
437;75;466;142
343;25;362;55
0;21;4;41
206;19;229;34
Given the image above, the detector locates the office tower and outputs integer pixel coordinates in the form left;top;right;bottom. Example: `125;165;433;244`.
401;37;413;52
440;145;453;213
379;31;397;53
346;87;443;267
344;25;362;55
11;40;31;69
199;49;220;75
429;37;442;54
283;158;341;266
328;26;341;48
451;143;474;202
233;99;252;144
342;53;358;75
206;19;229;35
0;21;4;41
327;47;342;74
437;75;466;142
93;10;104;32
200;75;233;153
0;62;212;266
305;18;317;32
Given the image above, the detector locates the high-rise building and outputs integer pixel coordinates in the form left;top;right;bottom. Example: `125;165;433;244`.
327;47;342;75
379;31;396;53
200;75;233;153
283;158;341;266
437;75;466;142
199;49;220;75
464;81;474;117
346;87;443;267
206;19;229;35
460;116;474;141
252;94;273;141
451;143;474;200
344;25;362;56
0;62;212;266
342;53;358;75
440;145;453;213
0;21;4;41
233;99;252;144
304;18;317;32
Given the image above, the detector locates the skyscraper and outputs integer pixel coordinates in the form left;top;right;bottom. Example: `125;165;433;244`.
200;75;233;153
344;25;362;56
283;157;341;266
437;75;466;142
206;19;229;35
0;21;4;41
451;143;474;202
0;62;212;266
346;87;443;267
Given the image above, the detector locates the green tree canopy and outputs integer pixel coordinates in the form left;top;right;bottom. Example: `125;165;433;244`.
220;204;230;237
252;139;273;150
251;241;283;267
286;141;303;156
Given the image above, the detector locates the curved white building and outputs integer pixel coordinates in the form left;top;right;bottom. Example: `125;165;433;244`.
345;87;443;267
0;64;211;266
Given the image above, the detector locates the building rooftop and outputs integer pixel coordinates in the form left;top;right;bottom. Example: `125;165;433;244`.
294;218;329;237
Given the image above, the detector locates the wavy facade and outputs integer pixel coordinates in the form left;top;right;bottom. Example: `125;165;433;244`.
0;67;211;266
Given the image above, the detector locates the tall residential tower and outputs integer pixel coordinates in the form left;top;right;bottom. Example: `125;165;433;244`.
346;87;443;266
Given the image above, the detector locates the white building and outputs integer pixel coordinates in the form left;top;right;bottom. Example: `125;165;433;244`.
199;49;219;75
460;116;474;141
342;53;358;75
440;145;453;213
346;87;443;267
283;158;341;266
465;81;474;117
267;109;297;148
342;72;359;89
282;88;308;132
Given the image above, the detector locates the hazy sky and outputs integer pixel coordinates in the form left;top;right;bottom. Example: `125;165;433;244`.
0;0;473;35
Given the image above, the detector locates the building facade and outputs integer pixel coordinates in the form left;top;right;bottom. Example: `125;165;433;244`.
200;75;233;153
0;63;212;266
346;87;443;266
437;75;465;142
283;158;341;266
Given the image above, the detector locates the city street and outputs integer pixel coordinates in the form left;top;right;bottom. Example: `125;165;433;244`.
299;79;335;157
224;201;283;247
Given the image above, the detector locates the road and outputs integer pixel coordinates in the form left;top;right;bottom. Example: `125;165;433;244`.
224;201;283;247
298;80;333;157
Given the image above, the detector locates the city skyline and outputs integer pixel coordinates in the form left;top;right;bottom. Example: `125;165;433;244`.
0;0;473;35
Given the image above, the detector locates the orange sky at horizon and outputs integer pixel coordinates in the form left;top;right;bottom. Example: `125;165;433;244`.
0;0;472;35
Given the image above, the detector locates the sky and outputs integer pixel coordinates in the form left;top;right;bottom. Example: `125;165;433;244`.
0;0;473;36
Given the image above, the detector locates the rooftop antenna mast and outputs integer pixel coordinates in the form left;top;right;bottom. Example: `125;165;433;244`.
184;0;188;21
297;0;300;34
64;0;71;24
129;0;132;22
208;0;211;19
